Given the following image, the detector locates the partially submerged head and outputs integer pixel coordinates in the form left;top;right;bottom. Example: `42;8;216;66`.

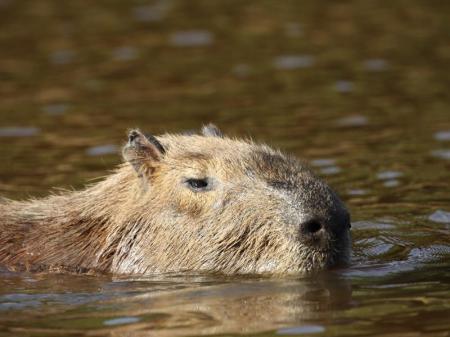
118;124;351;275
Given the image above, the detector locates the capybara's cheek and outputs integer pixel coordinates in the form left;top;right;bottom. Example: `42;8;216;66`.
170;192;210;218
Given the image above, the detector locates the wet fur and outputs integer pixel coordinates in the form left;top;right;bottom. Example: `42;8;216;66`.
0;126;350;275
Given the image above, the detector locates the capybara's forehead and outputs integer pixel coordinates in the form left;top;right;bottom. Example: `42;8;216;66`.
159;133;255;159
158;133;312;179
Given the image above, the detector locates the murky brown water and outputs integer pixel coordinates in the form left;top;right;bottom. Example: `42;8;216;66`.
1;1;449;336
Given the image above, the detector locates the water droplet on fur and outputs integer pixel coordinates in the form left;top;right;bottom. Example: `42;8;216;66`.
169;30;214;47
273;55;314;70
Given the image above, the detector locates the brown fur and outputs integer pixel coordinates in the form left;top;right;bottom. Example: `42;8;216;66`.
0;125;351;275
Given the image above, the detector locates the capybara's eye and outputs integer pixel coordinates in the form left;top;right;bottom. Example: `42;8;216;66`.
185;178;209;192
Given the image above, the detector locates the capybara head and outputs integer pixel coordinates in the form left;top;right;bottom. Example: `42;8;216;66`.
116;124;351;275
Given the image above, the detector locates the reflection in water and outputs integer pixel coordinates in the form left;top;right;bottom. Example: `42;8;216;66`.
363;58;388;72
169;30;214;47
132;1;171;23
428;210;450;224
0;272;353;336
376;171;403;180
434;131;450;141
347;189;367;196
335;115;369;128
431;149;450;160
273;55;315;70
112;46;139;62
334;80;353;94
0;127;40;137
42;103;68;116
85;144;118;157
49;50;76;65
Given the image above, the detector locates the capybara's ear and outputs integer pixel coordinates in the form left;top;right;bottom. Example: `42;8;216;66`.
122;129;165;174
201;123;223;138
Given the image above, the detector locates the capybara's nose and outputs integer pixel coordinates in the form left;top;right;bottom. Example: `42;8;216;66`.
299;217;326;243
299;212;350;246
300;218;324;236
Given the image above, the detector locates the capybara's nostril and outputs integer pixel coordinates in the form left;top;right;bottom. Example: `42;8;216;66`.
301;219;323;235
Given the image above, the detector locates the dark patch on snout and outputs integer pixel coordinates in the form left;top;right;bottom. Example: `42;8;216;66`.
268;180;297;191
250;150;300;179
249;150;311;190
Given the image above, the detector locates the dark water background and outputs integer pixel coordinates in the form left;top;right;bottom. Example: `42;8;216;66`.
1;1;449;336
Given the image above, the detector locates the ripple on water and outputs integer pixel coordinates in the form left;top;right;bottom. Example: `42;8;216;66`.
428;210;450;224
347;189;368;196
376;171;403;180
132;1;170;22
364;58;388;72
103;316;140;326
112;46;138;61
334;80;353;93
431;149;450;160
0;301;41;310
42;103;68;115
362;239;395;258
49;49;75;65
335;115;368;128
352;221;396;230
284;22;303;37
0;127;40;137
319;166;341;175
383;179;400;188
408;245;450;263
169;30;214;47
310;158;336;167
309;158;341;175
86;144;118;156
232;64;251;78
273;55;314;70
277;325;325;335
434;130;450;141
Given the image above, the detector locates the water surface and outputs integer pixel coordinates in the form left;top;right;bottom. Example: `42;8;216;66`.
0;1;449;336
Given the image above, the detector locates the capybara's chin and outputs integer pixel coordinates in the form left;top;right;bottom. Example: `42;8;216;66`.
0;124;351;275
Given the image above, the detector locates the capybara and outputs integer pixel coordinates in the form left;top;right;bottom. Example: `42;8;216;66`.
0;125;351;275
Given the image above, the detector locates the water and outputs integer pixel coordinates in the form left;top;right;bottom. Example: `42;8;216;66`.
0;1;449;336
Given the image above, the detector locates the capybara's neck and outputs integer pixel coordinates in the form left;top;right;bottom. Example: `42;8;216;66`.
0;165;140;273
